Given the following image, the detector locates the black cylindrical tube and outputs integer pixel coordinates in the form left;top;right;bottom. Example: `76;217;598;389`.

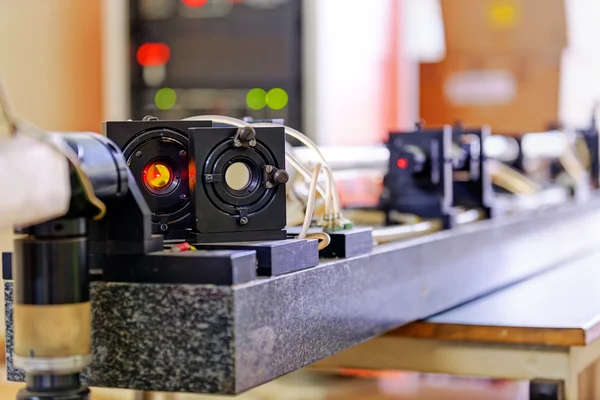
15;218;88;305
18;372;90;400
13;218;92;376
14;236;88;305
26;373;81;392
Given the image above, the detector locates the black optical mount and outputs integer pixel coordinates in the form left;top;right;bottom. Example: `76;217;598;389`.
104;118;290;243
581;120;600;189
380;124;456;228
547;108;599;192
380;122;494;229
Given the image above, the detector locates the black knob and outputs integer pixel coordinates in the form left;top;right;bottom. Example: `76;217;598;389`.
237;126;256;142
273;169;289;185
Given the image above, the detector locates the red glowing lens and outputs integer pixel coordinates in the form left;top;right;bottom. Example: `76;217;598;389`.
396;158;409;169
144;162;173;190
182;0;209;7
136;43;171;67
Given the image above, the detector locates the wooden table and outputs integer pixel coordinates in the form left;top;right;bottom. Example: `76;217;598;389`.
314;251;600;400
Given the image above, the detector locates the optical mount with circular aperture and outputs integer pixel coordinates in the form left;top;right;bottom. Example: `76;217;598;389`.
188;124;289;243
104;119;289;243
103;119;212;239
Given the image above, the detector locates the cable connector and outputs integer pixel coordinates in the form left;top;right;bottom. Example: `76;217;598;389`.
321;213;354;232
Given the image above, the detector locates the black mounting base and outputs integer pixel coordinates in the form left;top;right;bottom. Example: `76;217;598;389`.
2;252;11;282
320;227;373;258
186;229;287;244
286;227;374;259
91;250;257;285
192;238;319;276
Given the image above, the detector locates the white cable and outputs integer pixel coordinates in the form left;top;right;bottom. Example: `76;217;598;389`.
249;122;341;216
285;150;332;215
182;115;338;219
182;114;247;127
298;163;322;239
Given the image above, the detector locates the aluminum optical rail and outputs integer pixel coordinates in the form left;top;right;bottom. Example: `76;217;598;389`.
4;197;600;395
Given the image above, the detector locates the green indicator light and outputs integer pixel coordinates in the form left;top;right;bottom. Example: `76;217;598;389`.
266;88;288;110
246;88;267;110
155;88;177;110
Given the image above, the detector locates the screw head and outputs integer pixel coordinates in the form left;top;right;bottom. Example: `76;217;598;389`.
159;223;168;232
180;194;187;200
265;165;274;174
179;150;186;157
238;126;256;141
240;217;249;225
205;175;214;183
135;151;143;158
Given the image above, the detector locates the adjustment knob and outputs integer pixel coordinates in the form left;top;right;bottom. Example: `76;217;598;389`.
273;169;289;185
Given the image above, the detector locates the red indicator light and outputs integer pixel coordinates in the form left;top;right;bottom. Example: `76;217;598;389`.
182;0;209;7
396;158;409;169
136;43;171;67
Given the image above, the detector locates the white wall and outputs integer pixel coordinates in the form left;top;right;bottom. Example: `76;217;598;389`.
304;0;444;145
559;0;600;128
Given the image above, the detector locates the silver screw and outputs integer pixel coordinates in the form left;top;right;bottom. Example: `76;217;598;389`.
135;151;143;158
240;217;248;225
160;223;168;231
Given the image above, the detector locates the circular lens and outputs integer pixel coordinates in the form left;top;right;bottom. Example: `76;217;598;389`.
144;161;173;190
225;162;251;191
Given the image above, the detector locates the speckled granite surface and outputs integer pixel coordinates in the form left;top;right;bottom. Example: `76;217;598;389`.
4;283;24;382
6;282;236;393
6;200;600;394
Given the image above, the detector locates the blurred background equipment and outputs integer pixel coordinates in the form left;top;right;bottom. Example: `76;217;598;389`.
292;128;597;214
103;0;446;144
127;0;303;127
420;0;600;132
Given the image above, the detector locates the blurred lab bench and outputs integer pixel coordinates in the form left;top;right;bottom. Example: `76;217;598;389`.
314;250;600;400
